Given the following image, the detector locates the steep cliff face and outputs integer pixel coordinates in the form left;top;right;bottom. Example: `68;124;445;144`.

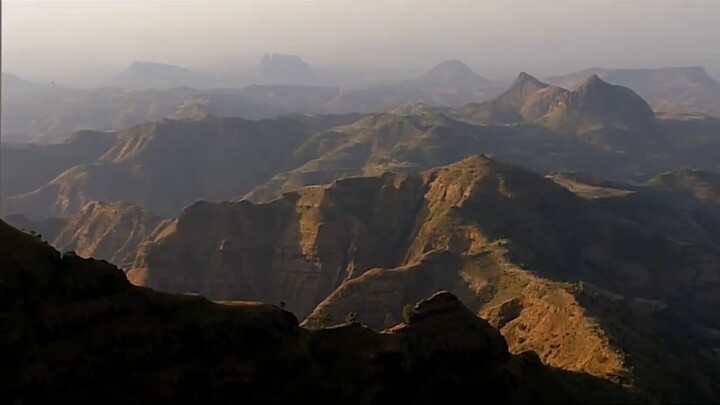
4;200;169;269
305;234;720;403
133;155;720;318
52;201;170;268
2;220;631;404
128;156;720;402
130;173;426;316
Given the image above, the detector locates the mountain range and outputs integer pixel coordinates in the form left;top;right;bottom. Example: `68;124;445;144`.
6;62;719;144
4;62;720;403
6;155;720;402
5;218;646;403
1;60;497;143
108;61;220;89
4;74;720;221
455;72;655;131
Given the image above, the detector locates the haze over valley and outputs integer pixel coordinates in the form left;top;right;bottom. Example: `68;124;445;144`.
2;1;720;403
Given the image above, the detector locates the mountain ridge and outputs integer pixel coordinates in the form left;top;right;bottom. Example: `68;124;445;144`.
547;66;720;116
456;72;655;131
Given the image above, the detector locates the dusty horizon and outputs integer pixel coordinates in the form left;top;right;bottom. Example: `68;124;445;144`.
3;0;720;84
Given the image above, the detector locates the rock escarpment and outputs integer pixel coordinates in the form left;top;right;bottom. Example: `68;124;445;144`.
129;156;720;402
134;155;716;316
4;200;169;269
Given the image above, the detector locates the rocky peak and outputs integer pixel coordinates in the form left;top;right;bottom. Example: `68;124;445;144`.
513;72;548;89
407;290;465;322
559;74;656;126
395;291;510;361
500;72;552;107
582;74;604;87
575;74;616;95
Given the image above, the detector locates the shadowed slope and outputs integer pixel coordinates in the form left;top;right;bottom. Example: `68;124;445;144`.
0;219;634;404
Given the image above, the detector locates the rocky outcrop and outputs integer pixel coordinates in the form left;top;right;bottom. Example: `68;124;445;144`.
2;219;634;404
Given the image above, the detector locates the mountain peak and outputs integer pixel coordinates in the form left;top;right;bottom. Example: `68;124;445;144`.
427;60;474;75
580;73;607;88
418;60;491;86
450;154;494;167
514;72;546;87
123;61;190;73
549;74;656;128
258;53;315;84
496;72;552;108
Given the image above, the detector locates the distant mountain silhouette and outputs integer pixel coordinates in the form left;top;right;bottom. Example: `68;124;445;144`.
1;72;59;98
258;53;316;84
457;72;655;131
541;74;656;130
416;60;494;87
109;61;217;89
547;66;720;116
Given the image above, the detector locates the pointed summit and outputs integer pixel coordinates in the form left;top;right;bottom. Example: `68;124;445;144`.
452;72;567;124
586;73;602;83
498;72;552;108
577;74;609;91
456;70;655;129
417;60;492;87
514;72;546;86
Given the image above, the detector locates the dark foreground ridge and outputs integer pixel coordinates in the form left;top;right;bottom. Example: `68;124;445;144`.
0;219;638;403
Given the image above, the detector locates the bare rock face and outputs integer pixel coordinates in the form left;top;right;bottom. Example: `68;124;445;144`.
129;174;426;317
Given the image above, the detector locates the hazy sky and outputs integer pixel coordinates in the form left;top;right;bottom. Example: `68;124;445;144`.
3;0;720;83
